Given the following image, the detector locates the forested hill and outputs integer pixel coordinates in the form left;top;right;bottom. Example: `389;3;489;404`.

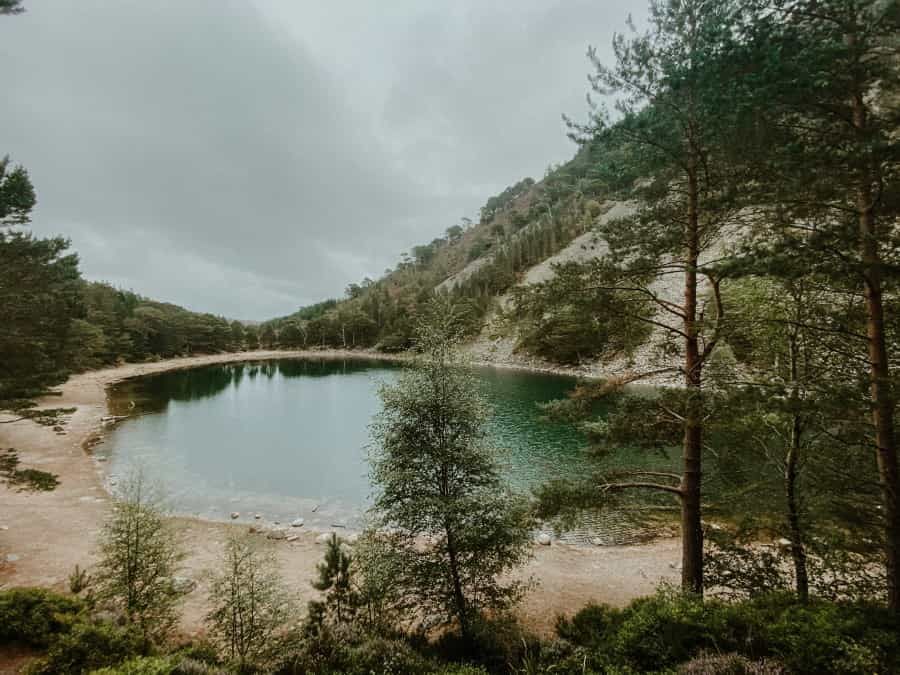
259;141;625;364
73;282;254;369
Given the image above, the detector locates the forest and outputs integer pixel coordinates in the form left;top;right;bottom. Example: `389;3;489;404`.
1;0;900;673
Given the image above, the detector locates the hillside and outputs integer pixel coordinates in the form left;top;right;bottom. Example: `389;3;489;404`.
259;139;659;371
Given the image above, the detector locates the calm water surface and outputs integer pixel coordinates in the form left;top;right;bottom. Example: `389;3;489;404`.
100;358;672;542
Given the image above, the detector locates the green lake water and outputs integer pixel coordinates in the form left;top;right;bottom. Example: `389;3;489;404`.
99;358;675;543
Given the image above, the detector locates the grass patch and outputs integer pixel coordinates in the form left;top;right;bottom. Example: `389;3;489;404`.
1;449;59;491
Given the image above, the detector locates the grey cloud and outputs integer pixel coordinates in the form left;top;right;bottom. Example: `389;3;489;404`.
1;0;645;319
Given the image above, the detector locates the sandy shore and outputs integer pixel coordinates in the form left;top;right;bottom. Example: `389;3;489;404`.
0;350;679;637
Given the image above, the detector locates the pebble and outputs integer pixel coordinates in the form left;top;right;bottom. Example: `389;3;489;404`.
254;514;262;520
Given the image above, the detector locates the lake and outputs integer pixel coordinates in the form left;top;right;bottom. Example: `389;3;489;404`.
98;358;674;543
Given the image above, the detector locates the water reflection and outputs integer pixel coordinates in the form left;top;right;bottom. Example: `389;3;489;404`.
103;358;672;543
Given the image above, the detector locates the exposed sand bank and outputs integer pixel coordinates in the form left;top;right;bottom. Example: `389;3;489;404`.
0;350;679;638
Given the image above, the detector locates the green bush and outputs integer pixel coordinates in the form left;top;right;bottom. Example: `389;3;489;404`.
555;603;622;649
547;591;900;675
27;618;144;675
90;656;177;675
759;601;899;675
433;614;542;674
612;593;733;671
0;587;85;647
342;636;433;674
677;652;785;674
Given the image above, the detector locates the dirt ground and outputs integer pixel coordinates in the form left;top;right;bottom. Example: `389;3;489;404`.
0;351;680;646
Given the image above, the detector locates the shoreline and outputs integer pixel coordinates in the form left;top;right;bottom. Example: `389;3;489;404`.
0;351;679;635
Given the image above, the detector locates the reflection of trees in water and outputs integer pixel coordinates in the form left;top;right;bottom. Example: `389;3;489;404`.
109;359;400;415
276;358;391;379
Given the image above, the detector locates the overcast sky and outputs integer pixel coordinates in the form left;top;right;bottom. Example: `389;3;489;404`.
1;1;645;320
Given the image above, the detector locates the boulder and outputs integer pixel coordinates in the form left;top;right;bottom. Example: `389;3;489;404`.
266;528;288;541
291;518;305;528
536;533;552;546
171;576;196;594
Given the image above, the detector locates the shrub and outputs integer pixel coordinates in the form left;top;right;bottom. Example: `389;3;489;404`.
554;603;622;649
759;601;899;675
274;632;434;675
90;656;178;675
95;472;184;644
678;652;785;674
27;618;144;675
434;614;540;673
612;592;728;671
0;588;84;647
343;636;433;674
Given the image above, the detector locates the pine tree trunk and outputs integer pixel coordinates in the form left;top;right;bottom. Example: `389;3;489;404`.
681;167;704;595
444;521;469;638
852;84;900;612
786;415;809;602
786;333;809;602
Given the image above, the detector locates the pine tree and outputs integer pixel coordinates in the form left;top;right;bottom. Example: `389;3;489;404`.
559;0;752;594
736;0;900;610
206;531;291;672
310;534;356;625
95;472;184;644
367;298;533;639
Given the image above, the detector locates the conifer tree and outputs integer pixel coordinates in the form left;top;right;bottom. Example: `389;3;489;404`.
558;0;752;594
206;531;291;672
367;298;532;639
735;0;900;609
311;534;356;625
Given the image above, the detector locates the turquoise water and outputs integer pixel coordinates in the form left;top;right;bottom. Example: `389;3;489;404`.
99;358;674;542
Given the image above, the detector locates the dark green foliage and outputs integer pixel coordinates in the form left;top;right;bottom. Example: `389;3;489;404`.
0;588;84;647
547;591;900;675
311;534;356;624
511;261;652;364
275;633;437;675
28;618;145;675
367;300;533;638
479;177;534;223
0;448;59;491
0;232;82;404
554;603;622;650
77;282;239;365
433;613;541;674
90;656;180;675
0;156;35;224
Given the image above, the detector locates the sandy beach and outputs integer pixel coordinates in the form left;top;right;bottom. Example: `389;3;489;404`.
0;350;679;639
